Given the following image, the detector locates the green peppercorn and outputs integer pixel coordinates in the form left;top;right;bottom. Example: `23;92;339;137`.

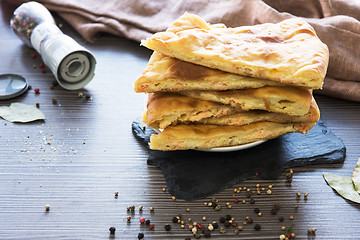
219;227;226;234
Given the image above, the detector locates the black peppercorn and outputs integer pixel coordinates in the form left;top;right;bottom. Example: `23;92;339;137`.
137;232;144;239
172;217;178;223
254;224;261;231
145;219;150;225
250;198;255;204
212;222;219;229
185;237;192;240
219;217;226;223
271;208;277;215
274;202;281;210
254;208;260;213
279;216;285;222
164;224;171;231
247;217;253;224
109;227;116;235
225;215;232;221
224;221;231;228
203;230;211;238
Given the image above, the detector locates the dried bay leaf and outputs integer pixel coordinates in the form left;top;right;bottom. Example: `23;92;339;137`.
352;158;360;194
323;172;360;204
0;103;45;123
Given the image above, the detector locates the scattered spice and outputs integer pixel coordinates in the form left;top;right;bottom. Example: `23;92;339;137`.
52;98;57;104
145;220;150;226
126;216;131;222
34;88;40;94
164;224;171;231
140;218;145;223
149;207;154;211
41;68;46;74
137;232;144;239
45;204;50;211
35;103;40;108
172;196;176;200
39;63;45;68
109;227;116;235
114;192;118;197
31;53;36;59
254;224;261;231
162;187;166;192
219;227;226;234
148;224;154;230
139;206;143;211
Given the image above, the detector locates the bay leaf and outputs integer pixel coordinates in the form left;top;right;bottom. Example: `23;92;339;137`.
352;158;360;194
323;172;360;204
0;103;45;123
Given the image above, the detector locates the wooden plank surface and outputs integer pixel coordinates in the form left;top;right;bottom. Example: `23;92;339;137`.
0;1;360;239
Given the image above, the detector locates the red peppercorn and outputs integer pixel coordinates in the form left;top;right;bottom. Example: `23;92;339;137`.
148;224;154;230
39;63;45;68
286;233;291;238
41;68;46;74
34;88;40;94
196;223;203;229
234;198;240;203
31;53;36;59
140;218;145;223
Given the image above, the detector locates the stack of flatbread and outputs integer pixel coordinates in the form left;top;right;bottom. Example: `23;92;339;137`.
134;13;329;151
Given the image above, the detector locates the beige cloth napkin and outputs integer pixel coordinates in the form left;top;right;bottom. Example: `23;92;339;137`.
7;0;360;102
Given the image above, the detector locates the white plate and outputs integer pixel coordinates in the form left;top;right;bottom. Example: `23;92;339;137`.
197;140;267;152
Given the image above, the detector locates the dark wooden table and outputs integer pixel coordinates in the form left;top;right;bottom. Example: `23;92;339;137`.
1;1;360;239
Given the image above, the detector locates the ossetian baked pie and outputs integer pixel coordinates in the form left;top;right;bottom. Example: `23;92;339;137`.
149;121;316;151
141;12;329;89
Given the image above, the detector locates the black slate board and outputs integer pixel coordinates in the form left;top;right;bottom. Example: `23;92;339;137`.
132;120;346;201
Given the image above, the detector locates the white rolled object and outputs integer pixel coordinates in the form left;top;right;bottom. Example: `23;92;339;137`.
11;2;96;90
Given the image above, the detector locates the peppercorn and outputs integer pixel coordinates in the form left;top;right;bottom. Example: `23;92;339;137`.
296;192;301;197
254;208;260;213
227;205;232;209
114;191;118;197
149;207;154;211
279;234;286;240
36;103;40;108
231;222;238;227
212;203;218;209
274;202;281;210
164;224;171;231
267;189;272;195
247;217;253;224
185;237;191;240
186;208;190;212
148;224;154;230
45;204;50;211
203;230;211;238
137;232;144;239
139;206;143;211
39;63;45;68
254;224;261;231
41;68;46;74
258;212;262;217
140;218;145;223
219;217;226;223
224;221;231;228
281;226;286;231
202;216;207;221
31;53;36;59
126;216;131;222
219;227;226;234
271;208;277;215
214;205;221;211
238;226;243;231
172;196;176;200
289;215;294;220
212;222;219;229
194;233;201;239
109;227;116;235
208;224;214;231
279;216;285;222
242;200;246;204
172;217;178;223
145;219;150;225
250;198;255;204
234;198;240;203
